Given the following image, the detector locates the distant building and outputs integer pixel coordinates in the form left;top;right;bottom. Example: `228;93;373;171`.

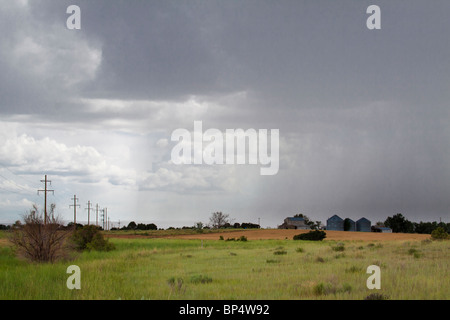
279;217;310;230
356;217;371;232
371;225;392;233
326;215;344;231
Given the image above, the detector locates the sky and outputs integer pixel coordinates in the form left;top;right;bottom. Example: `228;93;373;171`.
1;0;449;228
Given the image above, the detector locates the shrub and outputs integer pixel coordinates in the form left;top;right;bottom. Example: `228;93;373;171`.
364;293;389;300
431;227;449;240
408;248;421;258
293;230;326;241
331;243;345;252
9;205;72;263
295;247;304;253
225;236;248;242
273;250;287;255
238;235;248;242
315;256;325;263
345;265;362;273
167;277;185;297
70;225;115;251
313;282;336;296
266;259;280;263
341;283;352;293
190;275;212;284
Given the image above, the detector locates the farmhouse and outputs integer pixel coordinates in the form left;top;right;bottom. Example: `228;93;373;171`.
326;215;344;231
279;217;310;230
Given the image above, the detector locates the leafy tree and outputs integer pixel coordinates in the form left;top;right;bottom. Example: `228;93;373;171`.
294;213;321;230
241;222;260;229
194;222;204;229
127;221;137;230
384;213;414;233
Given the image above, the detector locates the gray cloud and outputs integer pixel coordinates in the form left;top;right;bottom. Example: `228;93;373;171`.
1;0;449;226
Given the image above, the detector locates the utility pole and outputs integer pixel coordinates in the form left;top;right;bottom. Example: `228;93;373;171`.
86;201;92;225
96;203;99;227
69;195;80;225
101;207;107;230
38;175;54;225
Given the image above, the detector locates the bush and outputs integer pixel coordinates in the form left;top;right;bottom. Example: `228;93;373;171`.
70;225;115;251
238;235;248;242
273;250;287;255
331;243;345;251
9;205;72;263
224;236;248;242
431;227;449;240
293;230;326;241
190;275;212;284
364;293;389;300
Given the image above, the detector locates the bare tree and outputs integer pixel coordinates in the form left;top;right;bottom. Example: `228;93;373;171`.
9;204;72;263
209;211;230;229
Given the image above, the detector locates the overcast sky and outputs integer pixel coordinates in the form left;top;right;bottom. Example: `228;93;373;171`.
1;0;449;228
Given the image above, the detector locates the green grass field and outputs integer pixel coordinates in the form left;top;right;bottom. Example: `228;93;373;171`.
0;231;449;300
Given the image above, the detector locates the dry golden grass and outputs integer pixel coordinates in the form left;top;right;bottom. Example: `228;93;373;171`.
166;229;431;241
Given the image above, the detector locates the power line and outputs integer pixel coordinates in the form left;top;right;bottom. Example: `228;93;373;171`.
0;173;32;194
3;167;40;188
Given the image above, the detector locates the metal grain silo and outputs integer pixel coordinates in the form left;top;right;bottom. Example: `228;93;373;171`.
326;215;344;231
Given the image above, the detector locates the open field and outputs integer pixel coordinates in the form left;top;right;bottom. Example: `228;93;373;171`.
163;229;432;241
0;229;448;300
103;228;432;241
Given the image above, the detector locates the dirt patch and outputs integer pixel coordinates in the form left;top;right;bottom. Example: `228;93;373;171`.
165;229;431;241
104;229;431;241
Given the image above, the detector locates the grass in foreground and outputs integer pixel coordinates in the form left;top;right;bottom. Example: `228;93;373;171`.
0;233;449;300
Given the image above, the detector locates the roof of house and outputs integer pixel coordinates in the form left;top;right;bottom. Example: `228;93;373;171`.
357;217;371;223
286;217;305;221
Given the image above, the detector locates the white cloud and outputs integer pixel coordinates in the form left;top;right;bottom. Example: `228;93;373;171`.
0;128;136;188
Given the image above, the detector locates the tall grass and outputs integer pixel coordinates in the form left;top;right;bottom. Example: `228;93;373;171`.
0;232;449;300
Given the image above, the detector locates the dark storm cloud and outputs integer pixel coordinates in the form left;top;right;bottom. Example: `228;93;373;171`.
1;0;449;225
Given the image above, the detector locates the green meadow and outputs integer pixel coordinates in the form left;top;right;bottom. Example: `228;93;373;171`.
0;231;449;300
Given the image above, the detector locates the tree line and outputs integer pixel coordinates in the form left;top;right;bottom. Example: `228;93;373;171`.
383;213;450;234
